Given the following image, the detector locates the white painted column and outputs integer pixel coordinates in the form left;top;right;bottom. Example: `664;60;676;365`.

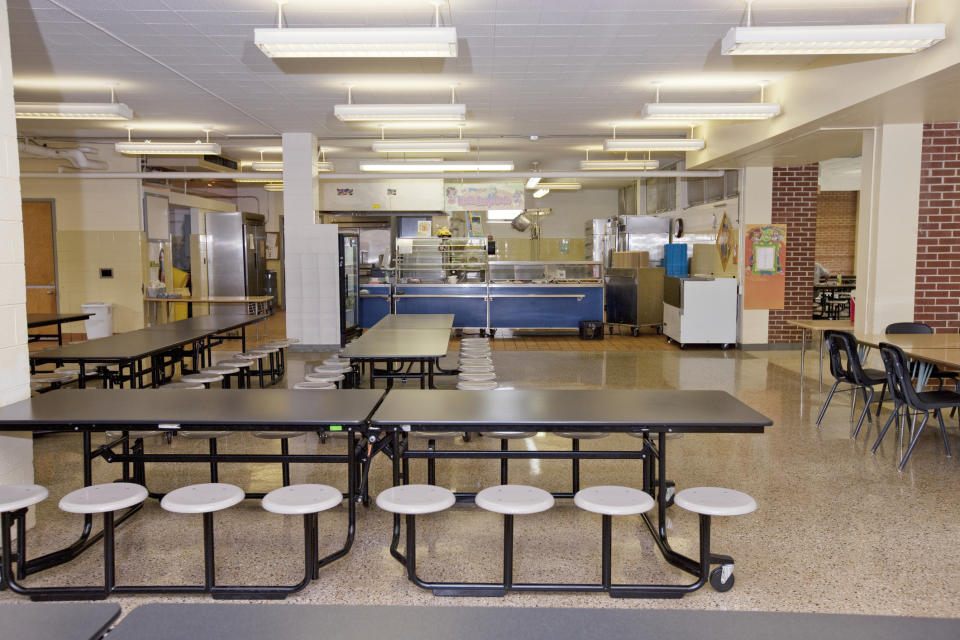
855;124;923;335
282;133;341;348
0;1;34;519
738;166;773;345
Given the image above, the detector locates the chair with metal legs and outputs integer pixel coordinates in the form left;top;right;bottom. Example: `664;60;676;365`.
876;322;960;416
816;330;885;438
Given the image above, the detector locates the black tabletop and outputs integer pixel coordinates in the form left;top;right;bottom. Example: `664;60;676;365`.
0;389;384;430
104;604;960;640
372;389;772;433
373;314;455;330
342;328;451;359
0;602;120;640
27;312;92;328
153;314;268;333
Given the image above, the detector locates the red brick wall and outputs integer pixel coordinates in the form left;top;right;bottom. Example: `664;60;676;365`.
769;165;819;343
915;122;960;332
815;191;858;275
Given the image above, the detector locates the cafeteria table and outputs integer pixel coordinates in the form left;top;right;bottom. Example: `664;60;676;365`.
373;313;455;330
370;389;772;598
0;388;383;582
0;602;120;640
342;315;455;389
29;314;268;388
27;312;93;345
144;295;274;321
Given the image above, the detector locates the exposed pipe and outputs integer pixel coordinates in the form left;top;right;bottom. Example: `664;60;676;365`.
18;141;108;170
21;170;725;180
21;172;284;180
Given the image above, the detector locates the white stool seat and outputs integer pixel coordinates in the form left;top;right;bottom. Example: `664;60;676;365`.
54;365;98;376
249;346;279;354
0;484;49;512
262;484;341;515
180;373;224;384
574;486;655;516
60;482;148;514
200;365;240;375
254;431;306;439
628;432;683;440
461;338;489;344
674;487;757;517
482;431;534;439
555;431;608;440
475;485;554;515
459;372;497;382
457;381;498;390
265;340;290;348
409;431;461;439
461;345;491;351
160;483;244;514
323;356;350;366
313;364;352;374
459;358;493;366
105;430;163;440
31;372;74;383
293;381;337;390
304;372;345;383
160;382;205;389
376;484;456;515
235;352;264;360
459;363;495;372
179;431;233;439
460;352;491;359
218;359;253;369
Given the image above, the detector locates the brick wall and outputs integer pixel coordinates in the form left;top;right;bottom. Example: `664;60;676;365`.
769;165;819;343
815;191;858;275
915;122;960;332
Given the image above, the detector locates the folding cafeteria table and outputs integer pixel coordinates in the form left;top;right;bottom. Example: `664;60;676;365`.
370;389;772;598
27;312;93;345
342;315;455;389
372;314;455;330
0;388;383;580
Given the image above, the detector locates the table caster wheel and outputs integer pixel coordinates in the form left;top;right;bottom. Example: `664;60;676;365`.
631;327;640;337
710;565;734;592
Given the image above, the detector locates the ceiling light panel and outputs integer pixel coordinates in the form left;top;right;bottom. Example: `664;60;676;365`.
580;159;660;171
115;141;221;155
16;102;133;120
722;24;946;56
529;182;581;191
263;183;284;191
641;103;781;120
525;177;541;189
371;140;471;153
255;27;458;58
335;103;466;122
251;161;284;171
603;138;705;152
359;161;514;172
532;188;550;198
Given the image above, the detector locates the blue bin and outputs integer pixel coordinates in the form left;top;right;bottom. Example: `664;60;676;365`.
664;244;689;278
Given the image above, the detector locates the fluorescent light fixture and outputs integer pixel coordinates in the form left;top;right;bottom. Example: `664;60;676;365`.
115;141;221;155
251;161;284;171
487;209;524;221
15;101;133;120
603;138;705;152
641;102;780;120
263;183;284;192
371;139;470;153
525;177;541;189
359;161;514;172
580;159;660;171
335;103;466;122
532;188;550;198
722;23;945;56
530;182;581;191
234;176;279;183
316;161;335;172
255;27;457;58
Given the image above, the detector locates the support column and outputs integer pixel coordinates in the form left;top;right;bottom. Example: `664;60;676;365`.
0;1;34;521
738;166;772;345
282;133;341;349
855;124;923;335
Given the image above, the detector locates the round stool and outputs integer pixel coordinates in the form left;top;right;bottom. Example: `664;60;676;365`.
459;358;493;367
255;431;305;487
0;484;44;591
457;380;498;390
218;358;254;388
475;485;553;590
460;351;491;359
556;431;608;493
304;372;344;387
479;429;534;484
376;484;455;515
573;485;655;590
459;363;495;373
249;346;281;385
314;364;352;374
161;382;205;389
293;381;337;390
179;372;224;389
323;356;351;367
179;430;234;483
408;431;462;486
236;352;270;387
200;364;242;389
459;372;496;382
0;484;48;513
263;484;341;515
30;372;74;391
674;487;757;593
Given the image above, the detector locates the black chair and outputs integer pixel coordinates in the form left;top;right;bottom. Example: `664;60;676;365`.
816;331;886;438
876;322;960;416
874;343;957;471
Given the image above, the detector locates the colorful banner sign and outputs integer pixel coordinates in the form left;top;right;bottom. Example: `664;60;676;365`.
743;223;787;310
444;182;524;212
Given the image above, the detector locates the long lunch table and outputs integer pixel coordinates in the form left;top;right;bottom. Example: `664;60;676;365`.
0;388;384;584
342;314;456;389
29;314;268;388
28;312;93;345
145;295;273;320
370;389;772;598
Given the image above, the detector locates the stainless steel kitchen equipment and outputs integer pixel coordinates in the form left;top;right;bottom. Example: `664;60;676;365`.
605;267;665;335
585;218;617;268
617;216;671;266
205;211;266;314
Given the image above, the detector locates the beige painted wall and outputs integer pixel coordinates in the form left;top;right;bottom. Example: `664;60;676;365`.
739;167;773;345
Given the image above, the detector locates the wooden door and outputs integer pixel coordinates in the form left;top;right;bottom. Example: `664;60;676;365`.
23;201;57;332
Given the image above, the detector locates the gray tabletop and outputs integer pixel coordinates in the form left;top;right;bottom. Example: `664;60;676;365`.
341;328;451;359
0;389;384;430
27;312;92;328
373;314;455;330
104;604;960;640
372;389;771;433
0;602;120;640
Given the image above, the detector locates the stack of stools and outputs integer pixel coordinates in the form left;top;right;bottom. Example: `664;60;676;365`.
307;362;352;388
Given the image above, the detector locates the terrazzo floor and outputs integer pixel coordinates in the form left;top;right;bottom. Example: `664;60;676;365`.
5;344;960;619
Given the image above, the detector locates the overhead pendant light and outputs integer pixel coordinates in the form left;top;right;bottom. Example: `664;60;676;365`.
335;84;465;122
115;127;220;155
532;188;550;198
251;161;284;171
16;83;134;120
525;176;541;189
316;147;335;172
255;1;457;58
579;148;659;171
641;82;780;121
263;183;284;191
360;160;513;172
250;148;335;172
602;125;705;152
527;182;581;191
372;140;470;153
723;0;945;56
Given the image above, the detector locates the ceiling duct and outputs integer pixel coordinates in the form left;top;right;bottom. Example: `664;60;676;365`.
144;154;240;173
18;141;108;170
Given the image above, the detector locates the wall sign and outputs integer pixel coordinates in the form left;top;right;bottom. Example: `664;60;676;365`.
744;224;787;310
444;182;524;212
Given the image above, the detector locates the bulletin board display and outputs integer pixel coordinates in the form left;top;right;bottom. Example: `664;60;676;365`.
744;223;786;310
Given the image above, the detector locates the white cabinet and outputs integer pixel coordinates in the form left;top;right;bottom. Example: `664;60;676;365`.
662;277;737;348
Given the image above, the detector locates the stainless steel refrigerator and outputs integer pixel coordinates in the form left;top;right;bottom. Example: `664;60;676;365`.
339;232;360;345
617;215;671;266
585;218;616;268
206;211;266;315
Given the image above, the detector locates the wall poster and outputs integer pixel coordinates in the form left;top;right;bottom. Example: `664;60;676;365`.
444;182;524;212
744;224;786;310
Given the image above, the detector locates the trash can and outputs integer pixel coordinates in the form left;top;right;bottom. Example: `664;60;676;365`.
579;320;604;340
81;302;113;339
264;270;278;305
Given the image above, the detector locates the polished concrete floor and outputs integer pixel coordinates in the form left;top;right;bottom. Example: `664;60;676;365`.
5;343;960;618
